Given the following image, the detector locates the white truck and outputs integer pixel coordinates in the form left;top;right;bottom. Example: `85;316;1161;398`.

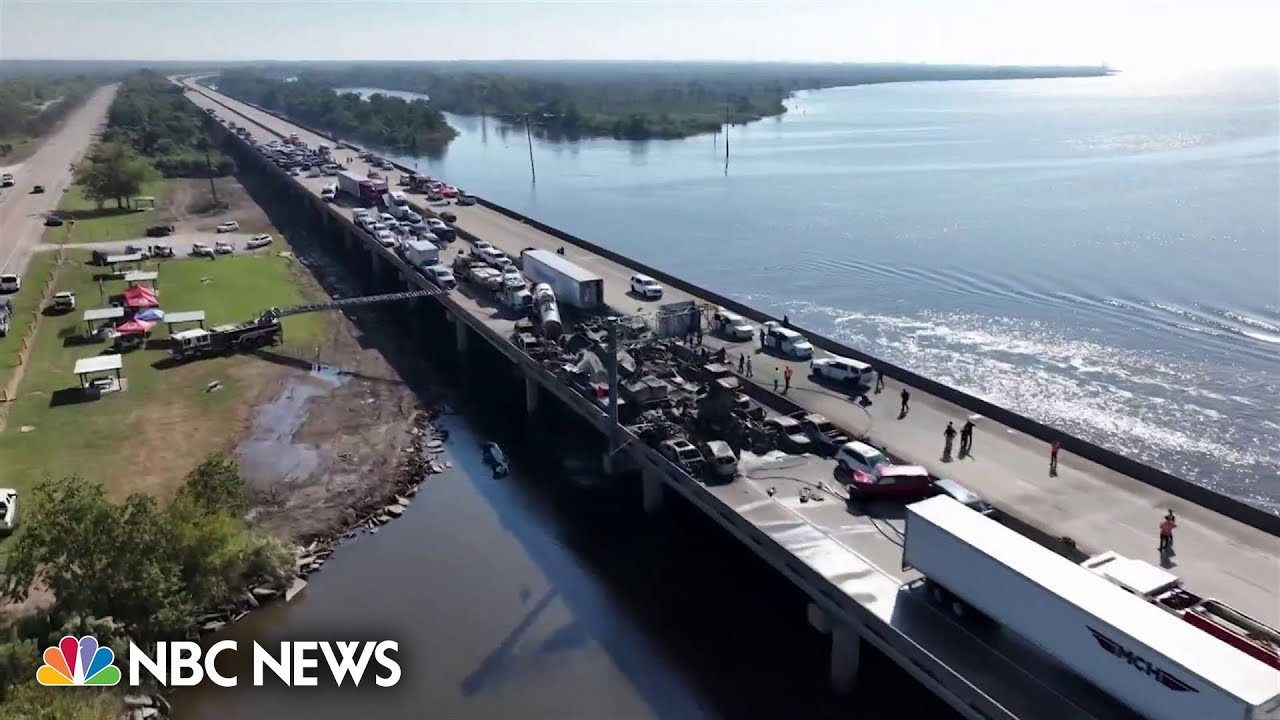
520;249;603;311
903;496;1280;720
402;240;439;270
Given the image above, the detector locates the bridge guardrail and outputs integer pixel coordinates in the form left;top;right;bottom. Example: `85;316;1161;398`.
192;85;1280;538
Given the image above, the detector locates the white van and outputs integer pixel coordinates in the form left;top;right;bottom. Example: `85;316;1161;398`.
811;356;874;387
762;321;813;359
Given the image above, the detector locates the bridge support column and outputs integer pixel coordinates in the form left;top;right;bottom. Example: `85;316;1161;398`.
829;626;862;694
454;316;468;354
808;603;862;693
641;467;664;514
525;375;539;414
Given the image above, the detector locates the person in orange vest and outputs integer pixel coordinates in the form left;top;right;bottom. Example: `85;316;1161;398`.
783;365;793;394
1159;511;1177;554
1049;440;1061;474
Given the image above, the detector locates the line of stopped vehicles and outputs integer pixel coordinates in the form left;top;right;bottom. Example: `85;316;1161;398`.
206;117;1280;719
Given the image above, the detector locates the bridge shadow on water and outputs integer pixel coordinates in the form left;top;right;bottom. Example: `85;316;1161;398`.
197;151;962;720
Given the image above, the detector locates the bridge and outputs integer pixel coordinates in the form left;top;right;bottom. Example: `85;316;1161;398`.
178;76;1280;720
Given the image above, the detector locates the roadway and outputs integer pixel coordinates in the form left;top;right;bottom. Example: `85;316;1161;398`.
180;80;1278;718
0;85;118;277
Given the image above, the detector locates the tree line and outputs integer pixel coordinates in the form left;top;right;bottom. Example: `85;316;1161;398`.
0;76;98;158
249;61;1111;142
102;70;234;178
71;70;236;211
213;71;456;153
0;454;295;716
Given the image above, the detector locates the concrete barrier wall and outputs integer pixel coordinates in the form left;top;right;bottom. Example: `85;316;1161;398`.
199;90;1280;538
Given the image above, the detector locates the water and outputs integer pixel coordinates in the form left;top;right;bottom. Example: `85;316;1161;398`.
173;194;954;719
353;68;1280;509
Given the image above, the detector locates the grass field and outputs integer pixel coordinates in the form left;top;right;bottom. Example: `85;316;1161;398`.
0;249;324;518
43;180;174;244
0;251;61;394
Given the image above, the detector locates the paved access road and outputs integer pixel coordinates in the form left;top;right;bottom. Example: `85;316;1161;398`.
181;79;1280;628
0;85;118;277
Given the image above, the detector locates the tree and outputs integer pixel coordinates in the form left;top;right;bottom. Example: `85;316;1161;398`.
176;452;247;517
1;476;120;631
73;141;158;209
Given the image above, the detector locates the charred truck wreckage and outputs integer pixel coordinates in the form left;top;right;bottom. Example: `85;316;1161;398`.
188;78;1280;720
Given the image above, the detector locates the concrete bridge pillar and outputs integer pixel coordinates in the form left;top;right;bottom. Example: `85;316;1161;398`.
454;316;469;354
830;626;862;694
525;375;539;414
641;467;664;514
807;603;862;693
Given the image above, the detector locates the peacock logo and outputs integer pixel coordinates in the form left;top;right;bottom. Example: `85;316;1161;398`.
37;636;121;686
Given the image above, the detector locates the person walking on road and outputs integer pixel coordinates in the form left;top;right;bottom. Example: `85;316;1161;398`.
899;388;910;416
745;356;753;378
943;422;957;460
773;367;781;392
960;419;975;456
1049;440;1061;475
738;354;746;374
783;366;793;394
1159;511;1177;554
875;370;885;393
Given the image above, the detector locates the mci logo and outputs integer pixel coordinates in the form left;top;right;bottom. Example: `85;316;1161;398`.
1088;627;1198;693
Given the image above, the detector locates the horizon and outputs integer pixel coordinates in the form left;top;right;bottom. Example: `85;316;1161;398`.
1;1;1276;70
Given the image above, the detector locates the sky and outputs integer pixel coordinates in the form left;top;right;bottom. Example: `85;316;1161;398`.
0;0;1276;69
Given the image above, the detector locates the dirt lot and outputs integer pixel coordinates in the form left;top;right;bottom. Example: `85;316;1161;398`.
166;176;276;236
237;309;425;541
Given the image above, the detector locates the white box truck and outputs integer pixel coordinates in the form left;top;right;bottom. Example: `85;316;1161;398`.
520;249;603;310
903;496;1280;720
402;240;439;270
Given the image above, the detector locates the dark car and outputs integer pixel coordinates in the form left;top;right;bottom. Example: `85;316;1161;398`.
439;211;457;223
31;185;45;194
931;478;995;516
145;224;175;238
43;215;64;227
789;412;850;457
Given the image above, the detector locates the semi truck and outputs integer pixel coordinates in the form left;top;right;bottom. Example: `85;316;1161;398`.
337;170;384;206
1081;551;1280;671
520;249;603;311
903;496;1280;720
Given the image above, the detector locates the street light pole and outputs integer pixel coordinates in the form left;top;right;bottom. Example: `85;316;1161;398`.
606;316;620;452
523;113;537;184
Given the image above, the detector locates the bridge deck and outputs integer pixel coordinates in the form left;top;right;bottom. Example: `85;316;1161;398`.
182;81;1279;717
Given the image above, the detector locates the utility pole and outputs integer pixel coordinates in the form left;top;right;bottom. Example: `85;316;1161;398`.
723;103;731;175
202;140;220;206
524;113;536;184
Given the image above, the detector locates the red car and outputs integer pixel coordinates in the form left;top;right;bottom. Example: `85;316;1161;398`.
846;464;934;500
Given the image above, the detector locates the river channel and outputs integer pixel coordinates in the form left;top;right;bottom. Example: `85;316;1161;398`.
172;203;957;719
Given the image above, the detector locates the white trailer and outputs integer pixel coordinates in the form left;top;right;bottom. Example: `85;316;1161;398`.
903;496;1280;720
520;249;603;310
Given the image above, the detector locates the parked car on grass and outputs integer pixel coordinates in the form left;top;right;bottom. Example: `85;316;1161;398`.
246;234;273;249
0;488;17;535
214;241;234;254
51;291;76;313
146;224;175;237
149;244;175;258
216;221;240;233
192;243;215;257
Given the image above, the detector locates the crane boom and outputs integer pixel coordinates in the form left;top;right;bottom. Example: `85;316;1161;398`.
262;288;444;322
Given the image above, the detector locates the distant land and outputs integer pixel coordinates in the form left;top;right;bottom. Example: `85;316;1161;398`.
213;61;1114;144
0;59;1114;146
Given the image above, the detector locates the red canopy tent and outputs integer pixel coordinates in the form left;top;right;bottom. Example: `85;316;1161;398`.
122;285;158;309
115;318;157;335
